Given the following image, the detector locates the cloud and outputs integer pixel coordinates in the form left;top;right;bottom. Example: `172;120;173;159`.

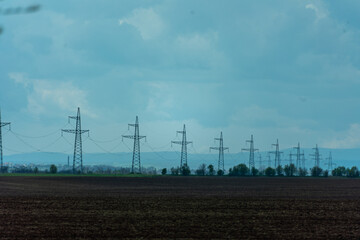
119;8;165;40
145;82;174;119
9;73;95;118
322;124;360;148
305;3;328;21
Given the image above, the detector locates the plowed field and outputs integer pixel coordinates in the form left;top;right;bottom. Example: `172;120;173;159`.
1;176;360;239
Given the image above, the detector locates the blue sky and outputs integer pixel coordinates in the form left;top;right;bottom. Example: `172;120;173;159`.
1;0;360;156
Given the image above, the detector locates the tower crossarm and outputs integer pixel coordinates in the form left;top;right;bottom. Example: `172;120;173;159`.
122;135;146;140
210;147;229;151
269;150;283;154
68;116;79;120
62;129;89;134
172;140;192;145
242;148;259;151
0;122;11;128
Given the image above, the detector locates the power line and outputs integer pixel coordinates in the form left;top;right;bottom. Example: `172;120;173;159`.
9;123;69;139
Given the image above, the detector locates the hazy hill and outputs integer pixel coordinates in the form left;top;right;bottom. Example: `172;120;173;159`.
4;148;360;170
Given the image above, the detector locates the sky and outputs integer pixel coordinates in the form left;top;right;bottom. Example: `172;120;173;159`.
1;0;360;157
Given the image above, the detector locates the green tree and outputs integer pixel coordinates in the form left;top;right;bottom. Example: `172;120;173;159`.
50;164;57;174
284;164;296;177
229;164;249;176
207;164;215;176
181;164;191;176
161;168;167;175
251;167;259;176
265;167;276;177
298;168;308;177
217;169;224;176
311;166;323;177
332;166;346;176
170;167;179;176
34;167;39;174
276;165;283;176
323;170;329;177
1;166;9;173
196;164;206;176
346;166;359;178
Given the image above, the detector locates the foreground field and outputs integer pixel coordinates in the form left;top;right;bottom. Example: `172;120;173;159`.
0;176;360;239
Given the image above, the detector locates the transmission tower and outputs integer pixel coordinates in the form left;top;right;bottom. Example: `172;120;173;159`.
171;124;192;168
257;153;264;171
122;116;146;174
0;110;11;172
267;153;271;168
310;144;321;168
242;135;258;169
301;150;306;169
289;152;294;165
325;152;335;171
210;132;229;172
293;142;304;169
269;139;283;168
62;107;89;174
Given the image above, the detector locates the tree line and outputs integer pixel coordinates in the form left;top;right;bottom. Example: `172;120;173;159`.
162;164;360;178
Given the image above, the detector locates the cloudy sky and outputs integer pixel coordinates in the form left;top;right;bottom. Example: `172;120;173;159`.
1;0;360;156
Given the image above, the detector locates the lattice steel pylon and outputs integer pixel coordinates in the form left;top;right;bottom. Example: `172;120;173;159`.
171;124;192;168
0;110;11;173
310;144;321;168
210;132;229;172
122;116;146;174
325;152;335;171
269;139;283;168
301;150;306;169
242;135;258;169
293;142;304;170
62;107;89;174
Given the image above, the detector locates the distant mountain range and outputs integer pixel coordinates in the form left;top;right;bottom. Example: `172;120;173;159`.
4;148;360;170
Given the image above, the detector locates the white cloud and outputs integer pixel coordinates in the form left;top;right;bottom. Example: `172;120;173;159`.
305;3;328;21
145;82;174;119
323;124;360;148
9;73;95;118
119;8;165;40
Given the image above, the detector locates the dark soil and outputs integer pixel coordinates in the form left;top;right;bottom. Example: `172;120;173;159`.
1;176;360;239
